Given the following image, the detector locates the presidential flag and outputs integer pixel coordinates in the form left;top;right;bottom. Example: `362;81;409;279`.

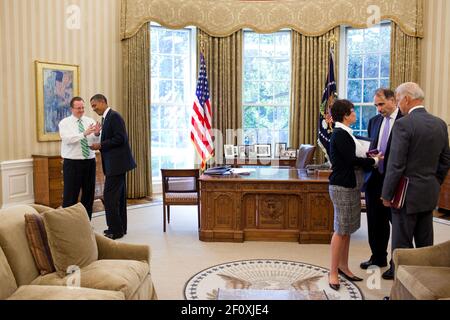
318;49;337;164
190;53;214;170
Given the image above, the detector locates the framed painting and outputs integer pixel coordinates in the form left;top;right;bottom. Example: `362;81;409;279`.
256;144;271;157
35;61;80;141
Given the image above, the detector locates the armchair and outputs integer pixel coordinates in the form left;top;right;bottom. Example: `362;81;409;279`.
390;240;450;300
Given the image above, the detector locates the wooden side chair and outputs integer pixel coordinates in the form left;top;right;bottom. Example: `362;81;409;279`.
296;144;316;169
160;169;200;232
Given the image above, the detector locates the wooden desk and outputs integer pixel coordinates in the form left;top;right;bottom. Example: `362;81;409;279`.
199;168;333;244
32;153;105;208
224;157;297;167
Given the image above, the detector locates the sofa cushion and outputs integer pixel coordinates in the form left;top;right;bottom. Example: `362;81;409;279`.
24;213;56;275
0;205;41;285
32;259;149;299
42;203;98;276
397;265;450;300
8;285;125;300
0;246;17;300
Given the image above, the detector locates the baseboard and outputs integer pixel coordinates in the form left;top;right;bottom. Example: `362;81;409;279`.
0;159;34;209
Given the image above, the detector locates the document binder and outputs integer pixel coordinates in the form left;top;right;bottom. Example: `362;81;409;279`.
391;176;409;209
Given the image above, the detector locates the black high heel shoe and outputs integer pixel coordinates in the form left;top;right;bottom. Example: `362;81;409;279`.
328;274;340;291
338;268;363;282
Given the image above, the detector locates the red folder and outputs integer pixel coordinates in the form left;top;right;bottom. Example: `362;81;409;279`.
391;176;409;209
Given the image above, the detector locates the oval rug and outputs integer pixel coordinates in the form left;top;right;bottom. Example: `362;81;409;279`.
184;259;364;300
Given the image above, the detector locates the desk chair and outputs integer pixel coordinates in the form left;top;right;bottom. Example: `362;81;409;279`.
296;144;316;169
161;169;200;232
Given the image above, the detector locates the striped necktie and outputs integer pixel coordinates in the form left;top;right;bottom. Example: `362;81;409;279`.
78;119;90;159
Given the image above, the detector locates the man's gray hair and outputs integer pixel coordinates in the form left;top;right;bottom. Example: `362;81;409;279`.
395;82;425;100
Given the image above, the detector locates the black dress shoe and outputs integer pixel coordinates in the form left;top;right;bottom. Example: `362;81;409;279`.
104;229;126;235
105;232;124;240
360;258;388;270
382;268;394;280
328;273;340;291
338;268;363;281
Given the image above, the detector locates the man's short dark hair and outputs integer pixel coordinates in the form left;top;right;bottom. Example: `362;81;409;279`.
70;96;84;108
331;99;354;123
375;88;395;99
90;94;108;104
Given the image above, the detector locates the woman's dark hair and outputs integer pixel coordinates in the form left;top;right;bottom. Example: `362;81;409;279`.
331;99;354;123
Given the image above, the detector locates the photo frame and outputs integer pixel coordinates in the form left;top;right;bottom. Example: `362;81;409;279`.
238;145;247;159
248;145;257;159
35;61;80;142
274;143;287;158
224;145;235;158
256;144;271;157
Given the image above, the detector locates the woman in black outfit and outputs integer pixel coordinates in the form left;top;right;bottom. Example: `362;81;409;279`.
328;99;381;290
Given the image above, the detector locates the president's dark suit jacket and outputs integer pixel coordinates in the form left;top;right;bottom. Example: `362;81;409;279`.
381;108;450;214
100;109;136;177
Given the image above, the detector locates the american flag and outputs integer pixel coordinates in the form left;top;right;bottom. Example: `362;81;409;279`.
318;49;337;164
190;53;214;170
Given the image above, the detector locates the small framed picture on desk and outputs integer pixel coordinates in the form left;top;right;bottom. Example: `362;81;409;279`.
256;144;271;157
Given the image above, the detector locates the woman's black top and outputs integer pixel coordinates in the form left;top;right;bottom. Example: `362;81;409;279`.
329;128;375;188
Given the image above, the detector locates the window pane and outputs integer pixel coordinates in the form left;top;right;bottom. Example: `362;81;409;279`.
259;57;274;81
380;78;390;89
244;57;259;81
348;55;363;79
273;82;289;104
347;80;362;103
347;29;364;54
380;54;390;78
259;82;273;104
245;33;259;57
362;106;377;130
159;31;173;54
351;105;362;131
260;34;274;56
173;31;188;54
364;55;379;78
364;80;379;103
243;82;259;104
273;57;290;81
173;57;185;79
364;27;381;53
159;57;173;78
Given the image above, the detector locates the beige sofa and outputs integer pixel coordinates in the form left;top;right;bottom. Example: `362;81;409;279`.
0;204;157;300
390;240;450;300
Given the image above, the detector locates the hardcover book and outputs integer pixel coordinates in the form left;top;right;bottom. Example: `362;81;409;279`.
391;176;409;209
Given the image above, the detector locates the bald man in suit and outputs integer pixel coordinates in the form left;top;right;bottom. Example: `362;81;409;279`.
381;82;450;279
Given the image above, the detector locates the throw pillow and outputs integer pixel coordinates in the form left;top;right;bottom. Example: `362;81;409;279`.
24;213;56;275
42;203;98;276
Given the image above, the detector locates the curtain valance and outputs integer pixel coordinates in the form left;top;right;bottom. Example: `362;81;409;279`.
121;0;423;40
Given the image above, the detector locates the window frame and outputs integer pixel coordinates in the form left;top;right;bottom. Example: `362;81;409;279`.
339;22;392;137
150;23;198;185
241;29;292;148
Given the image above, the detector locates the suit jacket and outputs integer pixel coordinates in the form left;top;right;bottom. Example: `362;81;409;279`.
363;111;403;190
329;128;376;188
381;108;450;214
100;109;137;176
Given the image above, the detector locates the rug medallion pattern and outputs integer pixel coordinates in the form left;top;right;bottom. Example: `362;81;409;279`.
184;259;364;300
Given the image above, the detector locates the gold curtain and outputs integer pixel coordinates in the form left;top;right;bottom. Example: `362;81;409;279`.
197;29;243;164
122;24;152;198
390;22;421;90
121;0;423;40
290;27;340;164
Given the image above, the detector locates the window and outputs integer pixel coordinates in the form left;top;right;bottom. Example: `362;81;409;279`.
242;31;291;148
150;25;196;180
343;23;391;137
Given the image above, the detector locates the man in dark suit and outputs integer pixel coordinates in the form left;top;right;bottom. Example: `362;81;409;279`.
90;94;136;239
381;82;450;279
360;89;402;279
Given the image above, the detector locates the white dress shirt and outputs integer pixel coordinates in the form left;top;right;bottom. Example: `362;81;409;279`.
377;108;399;151
102;107;111;124
59;115;100;160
